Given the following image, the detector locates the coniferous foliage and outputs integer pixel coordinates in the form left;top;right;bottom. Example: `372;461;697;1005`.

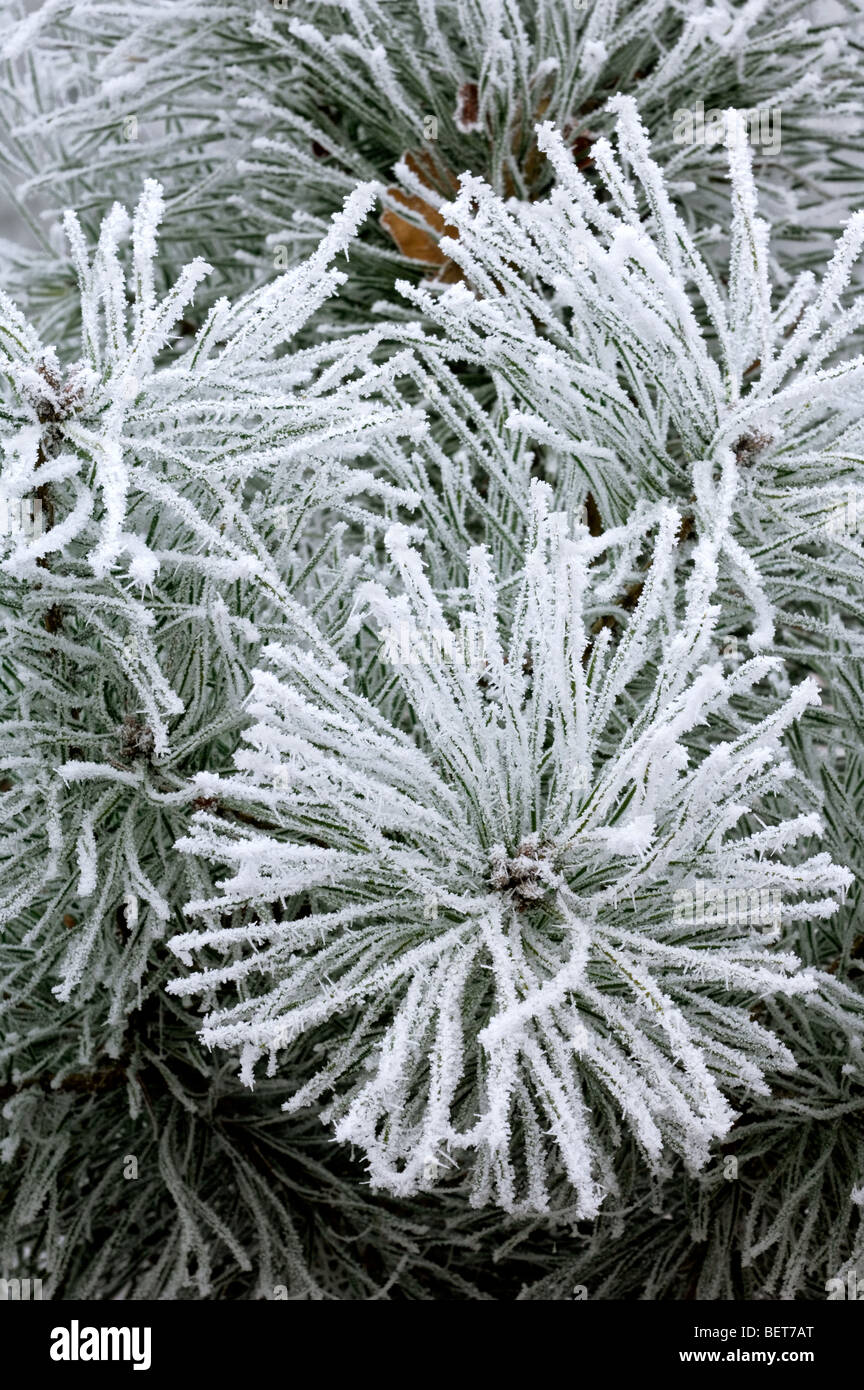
0;0;862;1300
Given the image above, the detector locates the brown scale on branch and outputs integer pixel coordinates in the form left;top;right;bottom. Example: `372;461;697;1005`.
583;491;604;537
43;603;64;634
569;130;595;172
454;81;480;132
380;150;463;283
27;359;86;626
0;1064;129;1102
117;714;156;764
382;82;598;274
31;358;86;432
489;838;557;913
734;429;773;468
